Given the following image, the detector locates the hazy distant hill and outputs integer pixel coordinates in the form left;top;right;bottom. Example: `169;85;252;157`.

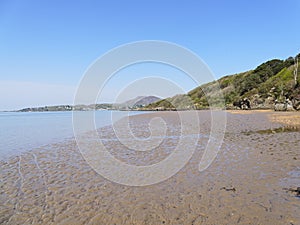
145;53;300;111
114;96;161;109
15;96;161;112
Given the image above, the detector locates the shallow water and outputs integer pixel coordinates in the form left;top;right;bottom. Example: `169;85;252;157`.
0;111;145;160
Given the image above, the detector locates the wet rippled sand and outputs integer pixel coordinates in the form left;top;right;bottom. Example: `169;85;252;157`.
0;111;299;224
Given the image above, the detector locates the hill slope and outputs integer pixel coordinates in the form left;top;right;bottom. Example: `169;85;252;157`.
145;53;300;111
114;96;161;109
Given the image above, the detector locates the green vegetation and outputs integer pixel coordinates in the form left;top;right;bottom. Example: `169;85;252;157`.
144;53;300;110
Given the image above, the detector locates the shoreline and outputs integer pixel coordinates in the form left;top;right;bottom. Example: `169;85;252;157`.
2;109;298;163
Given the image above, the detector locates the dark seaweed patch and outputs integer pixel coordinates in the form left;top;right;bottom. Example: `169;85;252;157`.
243;126;300;135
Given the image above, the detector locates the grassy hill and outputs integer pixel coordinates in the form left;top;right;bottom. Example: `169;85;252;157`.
145;53;300;110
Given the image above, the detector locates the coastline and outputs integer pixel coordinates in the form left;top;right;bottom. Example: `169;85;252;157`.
0;110;299;224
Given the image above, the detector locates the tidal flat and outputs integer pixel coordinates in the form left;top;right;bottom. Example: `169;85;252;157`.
0;111;299;224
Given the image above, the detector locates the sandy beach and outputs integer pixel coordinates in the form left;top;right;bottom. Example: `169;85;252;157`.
0;110;299;224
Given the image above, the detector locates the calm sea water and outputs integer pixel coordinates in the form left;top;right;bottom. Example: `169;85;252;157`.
0;111;145;160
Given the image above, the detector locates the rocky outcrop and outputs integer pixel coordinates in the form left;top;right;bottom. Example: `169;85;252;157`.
274;99;295;111
249;94;274;109
291;96;300;110
233;98;251;110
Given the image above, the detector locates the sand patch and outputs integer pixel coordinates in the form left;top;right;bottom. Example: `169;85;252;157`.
268;112;300;126
226;109;273;114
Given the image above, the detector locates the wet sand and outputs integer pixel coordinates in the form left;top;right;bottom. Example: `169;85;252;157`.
0;110;299;224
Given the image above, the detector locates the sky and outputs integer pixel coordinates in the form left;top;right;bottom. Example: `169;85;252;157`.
0;0;300;110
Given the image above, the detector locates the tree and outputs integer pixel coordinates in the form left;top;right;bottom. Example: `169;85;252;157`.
294;56;299;87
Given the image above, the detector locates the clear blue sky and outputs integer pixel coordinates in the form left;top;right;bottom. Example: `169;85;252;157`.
0;0;300;110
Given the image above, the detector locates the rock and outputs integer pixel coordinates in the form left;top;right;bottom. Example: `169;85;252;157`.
274;99;294;111
292;97;300;110
233;98;251;110
274;101;286;111
286;99;294;111
289;90;300;110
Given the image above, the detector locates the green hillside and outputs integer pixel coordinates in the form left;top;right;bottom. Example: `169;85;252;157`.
145;53;300;110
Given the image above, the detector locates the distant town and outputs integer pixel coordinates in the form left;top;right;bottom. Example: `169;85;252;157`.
13;96;161;112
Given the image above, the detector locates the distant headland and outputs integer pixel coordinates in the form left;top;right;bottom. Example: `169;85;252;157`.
13;96;161;112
